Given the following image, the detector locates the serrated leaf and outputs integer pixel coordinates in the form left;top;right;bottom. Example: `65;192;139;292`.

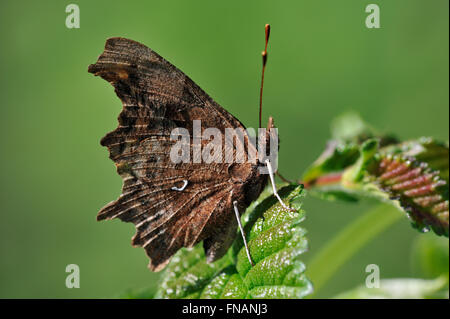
304;114;449;237
334;277;449;299
154;185;313;299
303;112;398;186
364;140;449;236
380;138;449;181
154;246;230;299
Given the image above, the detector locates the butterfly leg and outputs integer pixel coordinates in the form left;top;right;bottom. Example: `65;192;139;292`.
265;159;295;212
233;201;254;266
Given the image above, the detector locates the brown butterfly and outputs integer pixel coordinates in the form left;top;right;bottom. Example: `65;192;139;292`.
89;25;289;271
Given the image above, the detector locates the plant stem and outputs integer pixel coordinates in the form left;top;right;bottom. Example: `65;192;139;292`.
306;204;403;297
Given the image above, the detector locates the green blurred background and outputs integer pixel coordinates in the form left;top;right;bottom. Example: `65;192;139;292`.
0;0;448;298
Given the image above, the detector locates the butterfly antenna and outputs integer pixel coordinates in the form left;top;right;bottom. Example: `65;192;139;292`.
259;25;299;186
259;24;270;129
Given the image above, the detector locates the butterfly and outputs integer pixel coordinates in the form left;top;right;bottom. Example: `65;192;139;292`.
88;26;288;271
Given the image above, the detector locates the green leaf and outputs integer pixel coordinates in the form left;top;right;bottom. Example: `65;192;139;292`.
334;277;449;299
302;141;360;185
302;113;397;192
154;185;313;299
361;139;448;236
343;139;379;183
304;114;449;237
381;137;449;181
